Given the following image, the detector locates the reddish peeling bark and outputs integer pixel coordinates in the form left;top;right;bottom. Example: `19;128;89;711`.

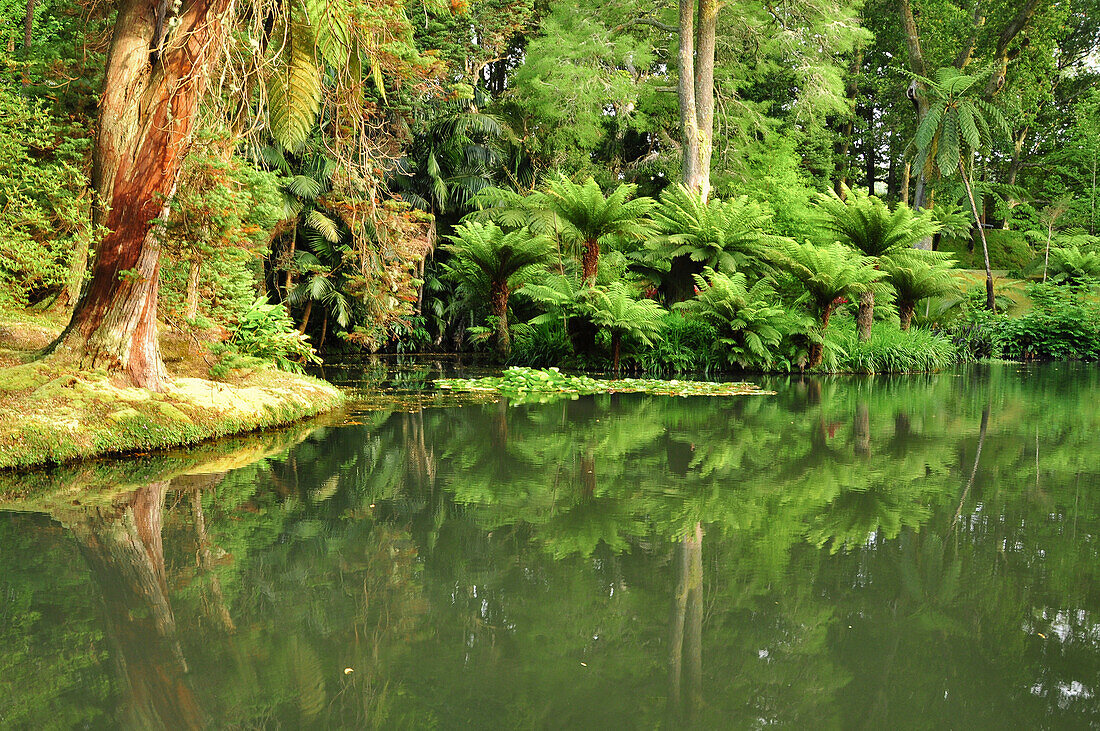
51;0;232;391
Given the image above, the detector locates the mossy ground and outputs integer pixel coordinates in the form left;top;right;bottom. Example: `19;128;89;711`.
0;308;344;470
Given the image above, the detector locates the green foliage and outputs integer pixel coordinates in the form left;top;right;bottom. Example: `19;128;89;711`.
676;268;809;370
880;249;960;326
1043;244;1100;286
637;315;720;374
213;297;322;376
815;186;937;256
769;240;885;328
441;221;553;305
909;67;1009;180
992;284;1100;361
929;202;972;240
936;230;1035;271
0;86;92;307
161;135;283;325
642;184;779;271
829;321;958;374
509;321;574;367
582;282;666;348
542;176;654;265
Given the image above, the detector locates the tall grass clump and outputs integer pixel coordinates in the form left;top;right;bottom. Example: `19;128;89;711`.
830;322;958;374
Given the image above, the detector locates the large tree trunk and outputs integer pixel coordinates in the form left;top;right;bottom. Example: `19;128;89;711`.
678;0;718;202
489;280;511;357
49;0;232;392
581;238;600;284
899;300;915;331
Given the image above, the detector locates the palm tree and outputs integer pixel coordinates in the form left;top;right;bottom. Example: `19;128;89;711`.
769;241;885;368
815;185;937;340
909;67;1008;311
639;184;779;304
879;249;959;330
542;176;655;284
285;238;354;350
441;221;553;357
675;268;808;369
581;282;666;372
391;94;512;222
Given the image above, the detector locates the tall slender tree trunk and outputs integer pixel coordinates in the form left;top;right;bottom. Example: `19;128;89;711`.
678;0;718;202
960;160;995;311
864;103;876;196
21;0;34;84
184;259;201;320
611;331;622;373
49;0;233;392
856;290;874;342
901;161;911;206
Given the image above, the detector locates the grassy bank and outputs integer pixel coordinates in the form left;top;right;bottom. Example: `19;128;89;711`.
0;309;344;470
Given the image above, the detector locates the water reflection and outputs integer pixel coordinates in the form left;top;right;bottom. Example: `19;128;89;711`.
3;365;1100;727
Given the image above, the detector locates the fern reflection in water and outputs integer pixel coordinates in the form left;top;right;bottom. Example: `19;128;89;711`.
3;364;1100;727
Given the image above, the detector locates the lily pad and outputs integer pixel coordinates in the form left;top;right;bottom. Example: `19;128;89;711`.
435;367;775;400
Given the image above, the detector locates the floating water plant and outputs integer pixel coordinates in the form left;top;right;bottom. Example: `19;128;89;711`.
435;367;774;399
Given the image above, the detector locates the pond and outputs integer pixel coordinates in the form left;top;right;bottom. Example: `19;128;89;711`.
2;363;1100;728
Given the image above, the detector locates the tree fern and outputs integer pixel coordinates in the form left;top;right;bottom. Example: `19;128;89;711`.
769;240;886;367
879;249;959;330
639;184;781;303
675;268;810;369
816;185;937;257
441;221;553;356
581;282;666;371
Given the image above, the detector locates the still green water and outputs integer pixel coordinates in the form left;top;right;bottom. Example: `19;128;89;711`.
2;364;1100;729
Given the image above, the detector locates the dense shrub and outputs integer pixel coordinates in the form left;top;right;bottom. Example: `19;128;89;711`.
992;284;1100;361
509;321;574;367
210;297;321;377
0;87;93;308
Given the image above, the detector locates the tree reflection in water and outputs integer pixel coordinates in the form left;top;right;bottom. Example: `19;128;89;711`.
3;364;1100;727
